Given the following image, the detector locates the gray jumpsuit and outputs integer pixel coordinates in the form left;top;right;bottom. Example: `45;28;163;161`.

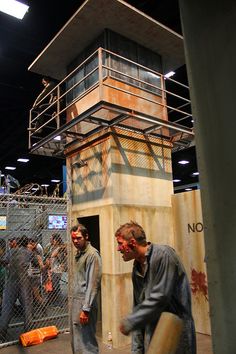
71;242;102;354
121;244;196;354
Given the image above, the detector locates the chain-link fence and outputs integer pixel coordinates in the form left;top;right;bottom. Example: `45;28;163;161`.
0;194;68;346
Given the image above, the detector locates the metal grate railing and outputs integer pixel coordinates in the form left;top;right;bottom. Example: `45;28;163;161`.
28;47;194;156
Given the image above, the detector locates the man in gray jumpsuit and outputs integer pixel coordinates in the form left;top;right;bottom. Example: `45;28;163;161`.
0;236;34;342
70;223;102;354
115;221;196;354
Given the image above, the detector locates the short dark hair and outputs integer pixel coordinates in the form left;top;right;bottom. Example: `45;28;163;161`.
42;76;51;82
18;235;29;248
28;237;37;244
9;237;16;241
42;76;57;83
52;233;63;244
70;223;89;239
115;221;147;246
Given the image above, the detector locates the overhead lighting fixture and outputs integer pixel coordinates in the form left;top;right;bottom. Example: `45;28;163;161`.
178;160;189;165
185;188;192;191
41;184;49;187
192;172;199;176
51;179;60;183
54;136;61;141
17;158;29;163
164;71;175;78
5;166;16;170
0;0;29;19
31;187;39;191
173;179;181;183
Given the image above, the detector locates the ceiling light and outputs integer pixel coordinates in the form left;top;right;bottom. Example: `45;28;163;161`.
41;184;49;187
185;188;192;191
178;160;189;165
173;179;181;183
192;172;199;176
51;179;60;183
164;71;175;78
17;158;29;163
31;187;39;191
1;174;4;177
0;0;29;19
5;166;16;170
54;136;61;141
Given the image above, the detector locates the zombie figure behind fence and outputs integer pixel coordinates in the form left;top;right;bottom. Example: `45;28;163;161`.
44;233;67;307
0;236;35;342
0;239;6;314
27;238;46;315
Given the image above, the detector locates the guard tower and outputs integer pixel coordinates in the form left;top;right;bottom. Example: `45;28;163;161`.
28;0;193;347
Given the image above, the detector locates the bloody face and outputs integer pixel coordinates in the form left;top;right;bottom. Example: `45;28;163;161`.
28;241;37;250
9;239;17;248
71;229;87;251
116;235;136;262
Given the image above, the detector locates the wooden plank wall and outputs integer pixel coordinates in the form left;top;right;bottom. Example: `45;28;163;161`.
171;190;211;335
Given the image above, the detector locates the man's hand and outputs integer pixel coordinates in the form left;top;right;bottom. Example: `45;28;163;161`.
119;323;129;336
79;310;89;325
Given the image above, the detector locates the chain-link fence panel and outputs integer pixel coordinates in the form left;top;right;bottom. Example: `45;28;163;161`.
0;194;68;346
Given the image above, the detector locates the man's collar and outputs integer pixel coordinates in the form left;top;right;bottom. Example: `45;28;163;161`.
75;242;90;260
145;242;152;258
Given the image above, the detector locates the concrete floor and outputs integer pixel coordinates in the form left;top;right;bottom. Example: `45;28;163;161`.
0;332;213;354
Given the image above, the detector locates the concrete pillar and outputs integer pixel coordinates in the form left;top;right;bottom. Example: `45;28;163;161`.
179;1;236;353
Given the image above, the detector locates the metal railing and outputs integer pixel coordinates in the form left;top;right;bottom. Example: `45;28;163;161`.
28;47;193;154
